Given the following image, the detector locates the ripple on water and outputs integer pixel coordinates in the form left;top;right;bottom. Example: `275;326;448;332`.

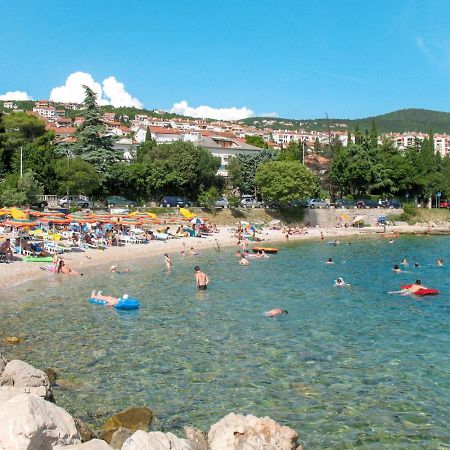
2;236;450;449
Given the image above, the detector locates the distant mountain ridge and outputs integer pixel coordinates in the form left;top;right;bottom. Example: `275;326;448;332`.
2;101;450;134
241;109;450;134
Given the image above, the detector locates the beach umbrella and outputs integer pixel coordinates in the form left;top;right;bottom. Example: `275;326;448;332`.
191;217;204;225
10;207;28;220
4;218;37;227
377;215;387;224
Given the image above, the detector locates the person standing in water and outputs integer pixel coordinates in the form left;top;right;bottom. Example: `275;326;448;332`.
194;266;209;290
164;253;172;270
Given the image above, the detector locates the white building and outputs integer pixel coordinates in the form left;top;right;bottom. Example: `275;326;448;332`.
197;136;262;176
3;101;17;109
33;106;56;119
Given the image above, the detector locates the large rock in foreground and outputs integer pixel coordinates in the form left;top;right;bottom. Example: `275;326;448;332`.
121;430;200;450
54;439;113;449
0;393;80;449
0;359;52;400
102;407;153;443
208;413;300;450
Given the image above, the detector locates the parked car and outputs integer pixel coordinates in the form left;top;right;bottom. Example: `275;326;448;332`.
107;196;137;207
240;195;263;208
287;199;308;208
439;199;449;208
214;198;229;208
306;199;329;209
381;199;402;209
58;195;90;208
160;196;191;207
331;198;356;208
355;199;379;209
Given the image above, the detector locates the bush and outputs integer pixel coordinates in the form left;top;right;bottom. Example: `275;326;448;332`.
403;202;417;216
198;187;220;212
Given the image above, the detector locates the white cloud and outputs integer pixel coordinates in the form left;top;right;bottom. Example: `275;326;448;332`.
260;112;278;118
416;35;450;71
102;76;142;108
170;100;253;121
0;91;32;101
49;71;142;107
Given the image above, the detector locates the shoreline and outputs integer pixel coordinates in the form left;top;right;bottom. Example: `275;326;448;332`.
2;224;449;292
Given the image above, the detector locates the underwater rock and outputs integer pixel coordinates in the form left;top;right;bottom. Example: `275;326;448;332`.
102;407;153;443
208;412;300;450
4;336;23;344
0;393;80;449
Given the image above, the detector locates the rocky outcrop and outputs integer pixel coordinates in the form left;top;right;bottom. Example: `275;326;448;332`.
121;430;201;450
0;359;52;400
54;439;113;449
109;427;133;449
0;393;80;449
184;427;208;450
75;417;99;442
102;407;153;443
208;413;300;450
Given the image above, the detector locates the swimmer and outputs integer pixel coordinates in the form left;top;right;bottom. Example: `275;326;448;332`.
265;308;288;317
110;265;130;273
189;247;198;256
437;258;444;267
401;258;408;266
90;291;128;306
389;240;395;244
414;262;420;268
401;280;428;294
235;250;242;258
57;260;81;276
195;266;209;290
335;277;346;286
325;258;334;264
239;254;249;266
392;264;402;273
180;242;186;257
164;253;171;270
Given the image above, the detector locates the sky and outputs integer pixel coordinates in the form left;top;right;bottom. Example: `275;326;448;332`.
1;0;450;120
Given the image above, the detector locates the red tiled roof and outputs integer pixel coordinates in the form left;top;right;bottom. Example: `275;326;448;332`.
149;126;181;135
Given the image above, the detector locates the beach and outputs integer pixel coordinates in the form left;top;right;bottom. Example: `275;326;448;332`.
2;222;449;291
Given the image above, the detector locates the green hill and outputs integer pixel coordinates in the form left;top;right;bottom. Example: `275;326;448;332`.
241;109;450;134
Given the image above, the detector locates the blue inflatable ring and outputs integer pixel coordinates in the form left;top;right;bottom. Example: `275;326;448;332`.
89;297;140;310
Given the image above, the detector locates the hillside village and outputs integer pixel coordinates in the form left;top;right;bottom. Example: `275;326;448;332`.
2;99;450;177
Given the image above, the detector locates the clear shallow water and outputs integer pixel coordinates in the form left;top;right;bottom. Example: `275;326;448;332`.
2;236;450;449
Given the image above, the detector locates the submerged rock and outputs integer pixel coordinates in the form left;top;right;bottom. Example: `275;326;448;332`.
121;430;200;450
54;439;113;449
44;367;58;385
208;412;300;450
0;359;52;400
75;416;99;442
0;393;80;449
102;407;153;443
4;336;23;344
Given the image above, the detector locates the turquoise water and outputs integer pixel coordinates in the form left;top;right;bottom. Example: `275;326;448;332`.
2;236;450;448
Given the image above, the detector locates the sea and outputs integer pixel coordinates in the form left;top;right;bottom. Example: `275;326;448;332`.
2;235;449;449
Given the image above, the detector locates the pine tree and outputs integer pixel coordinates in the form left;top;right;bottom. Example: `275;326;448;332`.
370;120;378;148
71;85;122;173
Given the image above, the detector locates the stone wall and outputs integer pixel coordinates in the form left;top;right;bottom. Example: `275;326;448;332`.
303;207;402;228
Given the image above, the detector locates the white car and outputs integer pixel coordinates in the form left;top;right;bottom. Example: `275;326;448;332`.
58;196;90;208
306;199;329;209
240;195;263;208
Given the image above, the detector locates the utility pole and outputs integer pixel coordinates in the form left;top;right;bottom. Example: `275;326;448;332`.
20;146;23;178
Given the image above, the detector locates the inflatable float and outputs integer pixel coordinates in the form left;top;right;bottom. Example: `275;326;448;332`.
252;247;278;254
89;297;140;310
401;284;439;296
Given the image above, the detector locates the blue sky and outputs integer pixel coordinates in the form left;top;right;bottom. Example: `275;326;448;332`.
1;0;450;119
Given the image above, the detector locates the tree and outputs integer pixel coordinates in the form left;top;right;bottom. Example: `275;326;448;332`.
255;160;320;206
226;156;243;189
69;85;122;173
198;186;220;212
236;148;276;196
278;141;301;161
0;170;43;206
54;157;101;195
245;135;268;149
